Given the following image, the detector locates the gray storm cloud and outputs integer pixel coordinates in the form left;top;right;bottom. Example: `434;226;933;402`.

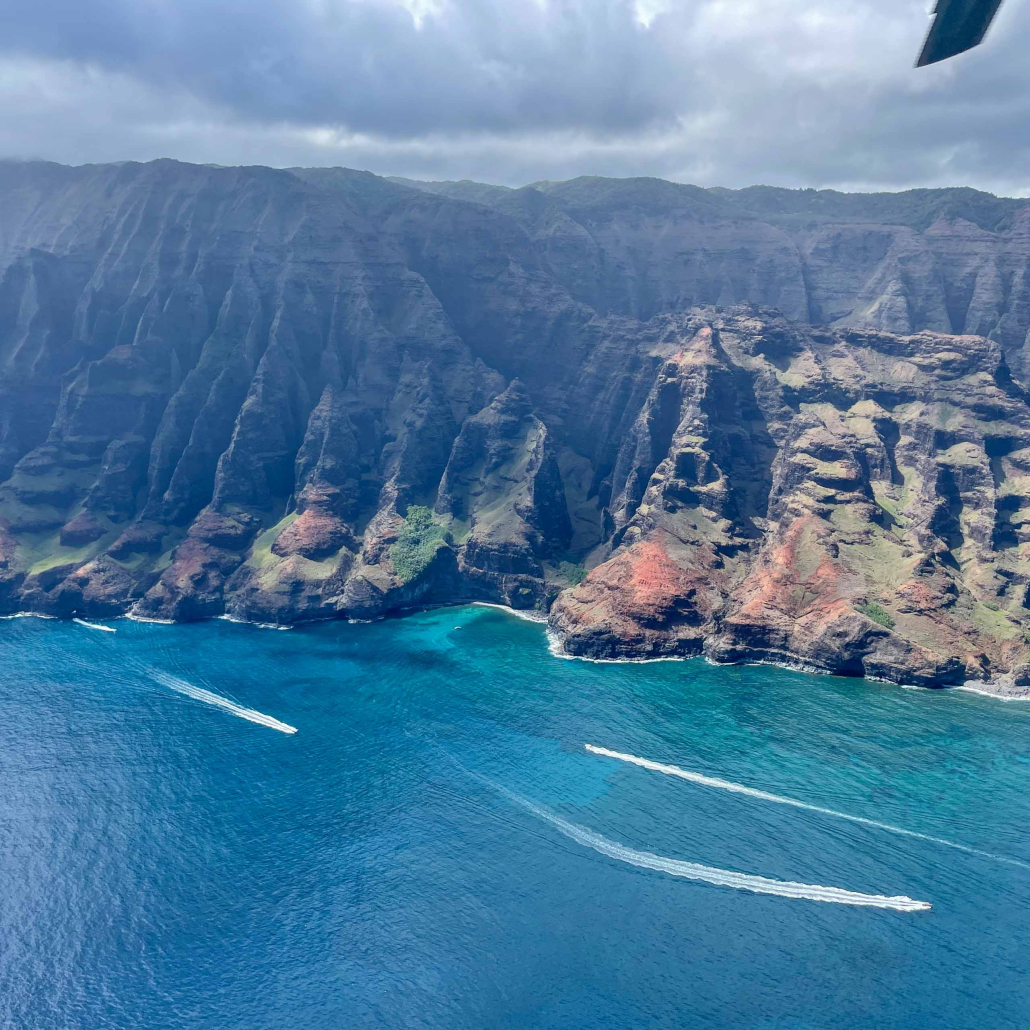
0;0;1027;193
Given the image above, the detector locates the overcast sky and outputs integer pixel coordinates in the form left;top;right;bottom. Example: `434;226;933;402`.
1;0;1027;194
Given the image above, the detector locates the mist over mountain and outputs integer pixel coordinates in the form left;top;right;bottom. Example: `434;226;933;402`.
3;159;1030;692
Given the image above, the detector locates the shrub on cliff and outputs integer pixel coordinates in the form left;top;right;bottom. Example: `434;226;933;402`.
857;601;895;630
390;506;446;583
558;560;587;586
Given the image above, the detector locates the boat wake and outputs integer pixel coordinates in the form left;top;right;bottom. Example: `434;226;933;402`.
441;751;929;912
496;778;928;911
73;618;117;633
585;745;1027;870
148;668;297;734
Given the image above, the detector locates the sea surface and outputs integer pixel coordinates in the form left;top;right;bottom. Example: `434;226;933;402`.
1;606;1028;1030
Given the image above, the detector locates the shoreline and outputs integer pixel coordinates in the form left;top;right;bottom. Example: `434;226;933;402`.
545;626;687;664
954;683;1030;702
4;601;1028;701
217;613;292;631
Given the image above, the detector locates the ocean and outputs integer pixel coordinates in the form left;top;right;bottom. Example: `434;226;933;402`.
1;605;1028;1029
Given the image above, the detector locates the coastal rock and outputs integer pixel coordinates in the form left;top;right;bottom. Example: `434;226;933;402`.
272;509;351;561
3;161;1030;688
223;549;353;626
59;510;107;548
107;521;167;559
47;556;135;618
548;535;719;658
438;380;572;608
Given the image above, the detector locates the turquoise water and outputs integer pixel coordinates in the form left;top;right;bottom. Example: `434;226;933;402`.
2;606;1028;1029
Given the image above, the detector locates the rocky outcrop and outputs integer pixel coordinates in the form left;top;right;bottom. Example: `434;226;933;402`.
4;160;1030;689
551;313;1030;685
435;380;572;608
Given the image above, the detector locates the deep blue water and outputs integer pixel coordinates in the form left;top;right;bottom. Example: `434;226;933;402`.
1;606;1028;1030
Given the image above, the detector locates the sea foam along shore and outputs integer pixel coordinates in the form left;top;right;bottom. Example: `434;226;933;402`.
218;613;292;631
471;601;548;624
5;601;1027;700
542;618;1030;700
545;627;685;664
955;683;1030;702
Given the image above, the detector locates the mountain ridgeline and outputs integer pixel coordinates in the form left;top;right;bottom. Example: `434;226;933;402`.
3;159;1030;691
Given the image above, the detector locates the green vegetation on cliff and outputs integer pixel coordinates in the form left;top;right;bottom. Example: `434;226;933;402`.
390;506;447;583
558;560;587;586
857;601;895;630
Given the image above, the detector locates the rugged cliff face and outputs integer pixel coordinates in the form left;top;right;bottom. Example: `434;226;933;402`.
550;315;1030;689
3;159;1030;690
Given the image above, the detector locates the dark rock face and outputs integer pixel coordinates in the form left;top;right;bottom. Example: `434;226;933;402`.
4;160;1030;687
435;379;572;608
550;314;1030;686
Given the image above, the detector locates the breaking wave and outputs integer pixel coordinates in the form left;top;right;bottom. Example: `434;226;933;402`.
954;684;1030;703
585;745;1027;869
148;668;297;734
471;602;548;624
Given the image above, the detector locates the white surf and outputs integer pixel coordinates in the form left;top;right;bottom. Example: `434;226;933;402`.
585;745;1027;869
955;684;1030;703
149;668;297;734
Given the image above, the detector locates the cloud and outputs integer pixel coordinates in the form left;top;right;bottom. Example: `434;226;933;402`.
0;0;1028;194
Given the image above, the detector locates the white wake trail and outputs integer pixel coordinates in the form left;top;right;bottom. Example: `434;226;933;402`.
586;745;1027;869
73;618;117;633
149;668;297;734
433;751;929;912
500;782;928;912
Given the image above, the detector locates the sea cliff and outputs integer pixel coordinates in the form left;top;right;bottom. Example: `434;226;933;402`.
4;160;1030;688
